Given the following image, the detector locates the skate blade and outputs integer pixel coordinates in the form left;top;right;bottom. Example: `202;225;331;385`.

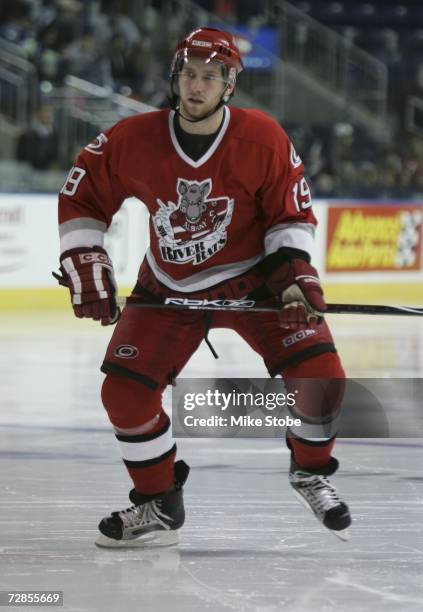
333;528;350;542
95;529;179;549
291;489;351;542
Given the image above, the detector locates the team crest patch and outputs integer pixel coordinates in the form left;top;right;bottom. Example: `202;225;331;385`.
114;345;139;359
153;178;234;265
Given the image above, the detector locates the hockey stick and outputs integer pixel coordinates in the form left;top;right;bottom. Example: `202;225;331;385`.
116;296;423;316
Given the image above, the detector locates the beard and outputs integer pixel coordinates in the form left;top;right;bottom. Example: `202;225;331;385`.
180;101;211;120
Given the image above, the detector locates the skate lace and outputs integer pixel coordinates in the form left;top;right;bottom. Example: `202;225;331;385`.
118;499;172;529
296;473;341;514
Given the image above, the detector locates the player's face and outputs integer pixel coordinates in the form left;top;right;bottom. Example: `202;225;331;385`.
177;58;233;120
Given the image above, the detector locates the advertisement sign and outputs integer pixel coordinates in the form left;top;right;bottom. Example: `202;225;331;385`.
1;197;422;294
326;205;423;272
0;202;27;274
0;195;148;289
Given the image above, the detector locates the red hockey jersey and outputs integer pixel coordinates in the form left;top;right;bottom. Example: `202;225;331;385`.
58;106;316;292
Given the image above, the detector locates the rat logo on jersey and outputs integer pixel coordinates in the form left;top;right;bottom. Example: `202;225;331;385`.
153;178;234;265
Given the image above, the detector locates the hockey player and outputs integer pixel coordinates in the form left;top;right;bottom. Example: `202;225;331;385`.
56;27;351;547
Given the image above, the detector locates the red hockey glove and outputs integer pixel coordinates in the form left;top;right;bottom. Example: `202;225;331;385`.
53;246;120;326
265;259;326;329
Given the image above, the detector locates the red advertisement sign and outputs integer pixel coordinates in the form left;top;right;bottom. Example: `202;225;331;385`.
326;205;423;272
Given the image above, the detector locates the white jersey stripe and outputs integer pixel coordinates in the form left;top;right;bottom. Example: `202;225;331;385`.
146;248;263;293
60;228;105;254
264;223;315;256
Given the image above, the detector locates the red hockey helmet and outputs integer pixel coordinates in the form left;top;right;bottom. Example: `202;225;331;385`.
171;27;244;85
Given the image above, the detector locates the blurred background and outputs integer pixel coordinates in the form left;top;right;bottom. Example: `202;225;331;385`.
0;0;422;307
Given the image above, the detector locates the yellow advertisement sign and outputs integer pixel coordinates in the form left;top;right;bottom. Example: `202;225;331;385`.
326;206;422;272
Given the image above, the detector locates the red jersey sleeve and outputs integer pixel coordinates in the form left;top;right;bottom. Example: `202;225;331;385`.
58;121;129;254
259;124;317;258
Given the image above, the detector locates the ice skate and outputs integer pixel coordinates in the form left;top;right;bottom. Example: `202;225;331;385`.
289;457;351;541
95;460;189;548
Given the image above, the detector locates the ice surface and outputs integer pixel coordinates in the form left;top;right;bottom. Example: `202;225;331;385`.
1;312;423;611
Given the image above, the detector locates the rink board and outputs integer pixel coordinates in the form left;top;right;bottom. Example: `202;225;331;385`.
0;195;422;310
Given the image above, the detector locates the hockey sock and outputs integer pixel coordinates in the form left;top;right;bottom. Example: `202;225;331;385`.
102;374;176;494
119;410;177;495
282;352;345;469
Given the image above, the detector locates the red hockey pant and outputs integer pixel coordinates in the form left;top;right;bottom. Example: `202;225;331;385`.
101;298;345;494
